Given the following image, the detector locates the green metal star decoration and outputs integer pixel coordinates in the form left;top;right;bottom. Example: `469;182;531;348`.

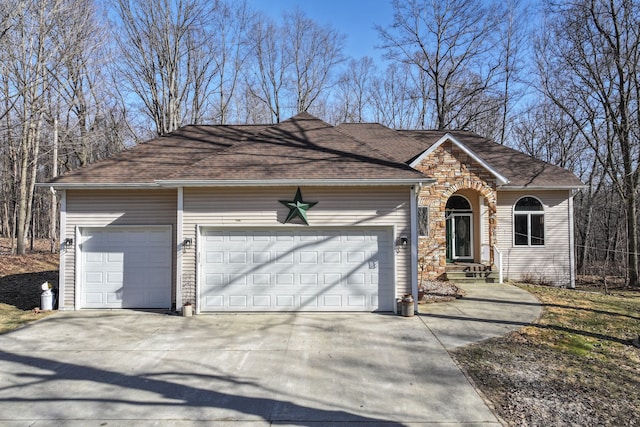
279;187;318;225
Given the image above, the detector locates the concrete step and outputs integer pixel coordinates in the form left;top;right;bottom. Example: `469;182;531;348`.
444;263;495;284
445;272;498;283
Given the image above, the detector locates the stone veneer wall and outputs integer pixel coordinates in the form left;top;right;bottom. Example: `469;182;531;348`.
415;140;498;281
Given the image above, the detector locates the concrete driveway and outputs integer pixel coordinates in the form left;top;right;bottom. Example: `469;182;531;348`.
0;308;504;426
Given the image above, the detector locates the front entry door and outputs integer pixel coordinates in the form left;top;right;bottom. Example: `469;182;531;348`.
446;213;473;261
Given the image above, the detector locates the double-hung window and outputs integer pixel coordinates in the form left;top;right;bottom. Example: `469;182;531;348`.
514;196;544;246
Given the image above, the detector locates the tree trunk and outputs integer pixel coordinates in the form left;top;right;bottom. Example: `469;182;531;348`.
625;187;639;287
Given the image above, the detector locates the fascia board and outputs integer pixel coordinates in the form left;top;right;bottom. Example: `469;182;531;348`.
36;182;161;190
498;185;588;191
155;178;436;187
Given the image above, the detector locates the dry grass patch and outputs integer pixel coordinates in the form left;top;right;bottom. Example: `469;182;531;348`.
0;303;55;334
453;284;640;426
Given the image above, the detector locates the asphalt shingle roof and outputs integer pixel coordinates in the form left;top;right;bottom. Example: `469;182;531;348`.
162;112;424;182
49;112;583;189
399;130;584;188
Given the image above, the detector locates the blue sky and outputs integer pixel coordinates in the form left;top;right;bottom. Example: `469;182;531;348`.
245;0;395;62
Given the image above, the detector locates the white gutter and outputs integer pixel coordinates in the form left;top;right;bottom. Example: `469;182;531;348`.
498;185;588;191
39;178;436;190
37;182;161;190
155;178;435;187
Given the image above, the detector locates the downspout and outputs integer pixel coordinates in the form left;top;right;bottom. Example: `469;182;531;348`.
568;190;576;289
176;187;184;309
58;189;66;310
411;183;422;313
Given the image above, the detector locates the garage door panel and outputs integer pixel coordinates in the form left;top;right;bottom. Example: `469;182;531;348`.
300;251;318;264
276;273;294;286
276;252;294;264
300;295;318;308
276;295;295;307
228;230;246;239
106;291;122;304
253;252;270;263
229;274;247;286
277;232;294;241
253;295;271;307
323;252;341;263
229;295;248;307
204;231;224;241
85;292;103;304
80;227;171;309
300;274;318;286
347;251;367;264
323;273;341;286
347;273;366;285
205;295;224;308
205;273;224;287
206;252;224;264
200;228;393;312
252;274;270;286
348;295;366;307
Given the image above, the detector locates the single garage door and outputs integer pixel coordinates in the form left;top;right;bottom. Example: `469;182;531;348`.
80;226;172;309
199;228;393;312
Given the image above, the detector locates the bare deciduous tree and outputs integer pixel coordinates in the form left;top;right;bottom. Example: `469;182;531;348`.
333;56;375;123
246;16;288;123
370;62;419;129
112;0;213;135
1;0;65;254
376;0;509;132
206;0;255;124
284;9;345;114
537;0;640;287
247;9;345;123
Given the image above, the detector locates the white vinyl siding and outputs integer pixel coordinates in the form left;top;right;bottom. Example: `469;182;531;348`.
182;186;411;309
496;190;572;285
62;189;177;309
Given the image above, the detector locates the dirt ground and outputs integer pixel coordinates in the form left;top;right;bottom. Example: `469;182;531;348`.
0;239;59;310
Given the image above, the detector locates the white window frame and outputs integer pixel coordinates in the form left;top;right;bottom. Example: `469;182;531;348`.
513;196;545;247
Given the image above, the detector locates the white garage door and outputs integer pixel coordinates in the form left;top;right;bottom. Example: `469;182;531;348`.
80;227;172;309
199;228;393;312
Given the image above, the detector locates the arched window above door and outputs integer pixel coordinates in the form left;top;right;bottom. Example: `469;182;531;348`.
446;195;471;211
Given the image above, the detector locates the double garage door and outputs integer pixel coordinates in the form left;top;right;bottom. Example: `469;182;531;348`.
80;227;172;309
199;228;394;312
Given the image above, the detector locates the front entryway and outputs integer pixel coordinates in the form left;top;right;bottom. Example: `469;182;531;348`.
446;195;473;262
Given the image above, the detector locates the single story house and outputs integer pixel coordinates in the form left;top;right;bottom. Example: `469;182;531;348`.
45;112;584;313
